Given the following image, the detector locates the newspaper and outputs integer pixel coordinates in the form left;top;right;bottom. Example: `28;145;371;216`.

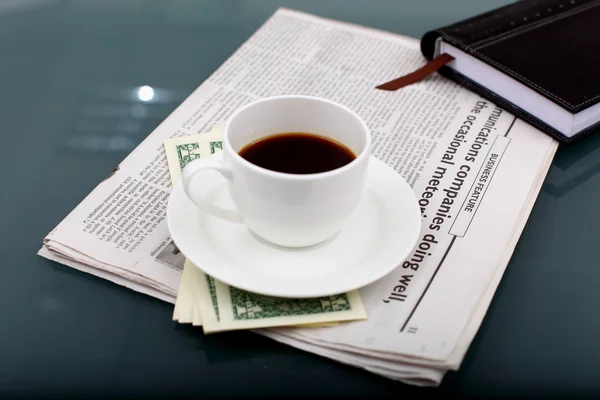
39;8;558;386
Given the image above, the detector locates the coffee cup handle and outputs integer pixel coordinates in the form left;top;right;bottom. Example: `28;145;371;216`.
181;157;243;223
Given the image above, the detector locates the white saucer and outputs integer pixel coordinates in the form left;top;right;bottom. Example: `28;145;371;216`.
167;155;421;298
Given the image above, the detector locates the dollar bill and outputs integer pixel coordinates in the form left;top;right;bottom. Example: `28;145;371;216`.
172;256;202;325
165;129;224;326
164;127;224;186
164;130;367;333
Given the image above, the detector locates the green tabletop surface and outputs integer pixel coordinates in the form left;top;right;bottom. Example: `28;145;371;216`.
2;0;600;398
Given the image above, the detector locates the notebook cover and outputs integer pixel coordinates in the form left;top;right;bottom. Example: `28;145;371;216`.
421;0;600;143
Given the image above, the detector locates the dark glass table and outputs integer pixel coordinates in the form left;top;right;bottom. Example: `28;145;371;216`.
2;0;599;397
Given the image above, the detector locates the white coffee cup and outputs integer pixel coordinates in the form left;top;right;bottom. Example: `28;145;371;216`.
181;95;371;248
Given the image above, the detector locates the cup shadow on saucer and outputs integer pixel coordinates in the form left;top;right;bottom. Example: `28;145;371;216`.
247;228;342;252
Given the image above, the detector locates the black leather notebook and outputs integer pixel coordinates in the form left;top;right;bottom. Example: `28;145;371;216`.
413;0;600;143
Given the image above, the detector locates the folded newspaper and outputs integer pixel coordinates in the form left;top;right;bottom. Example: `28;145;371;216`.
39;8;558;386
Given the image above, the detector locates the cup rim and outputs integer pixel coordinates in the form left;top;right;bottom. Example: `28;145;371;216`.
223;95;372;180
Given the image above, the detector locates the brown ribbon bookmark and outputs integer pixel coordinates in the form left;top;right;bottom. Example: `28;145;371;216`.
376;53;455;91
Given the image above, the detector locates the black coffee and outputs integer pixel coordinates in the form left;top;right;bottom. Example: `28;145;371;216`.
239;133;356;174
